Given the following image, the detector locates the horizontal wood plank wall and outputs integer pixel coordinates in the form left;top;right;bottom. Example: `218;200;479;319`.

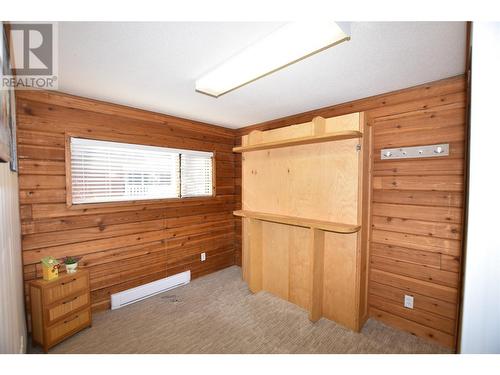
236;75;466;349
16;90;238;314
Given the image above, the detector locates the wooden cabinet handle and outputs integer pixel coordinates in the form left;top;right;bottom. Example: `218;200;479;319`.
63;314;79;324
62;296;79;305
61;278;77;286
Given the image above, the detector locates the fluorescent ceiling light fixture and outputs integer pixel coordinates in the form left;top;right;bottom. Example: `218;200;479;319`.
195;22;350;97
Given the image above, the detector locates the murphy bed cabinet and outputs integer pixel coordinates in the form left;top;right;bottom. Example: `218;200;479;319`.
233;113;371;331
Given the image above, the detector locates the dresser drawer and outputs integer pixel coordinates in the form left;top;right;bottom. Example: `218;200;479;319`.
45;291;90;325
46;308;91;345
44;273;88;305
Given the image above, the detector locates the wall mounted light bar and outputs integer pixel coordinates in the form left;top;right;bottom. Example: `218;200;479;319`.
195;22;351;97
381;144;449;160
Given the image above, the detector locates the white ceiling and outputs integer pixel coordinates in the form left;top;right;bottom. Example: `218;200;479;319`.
58;22;466;129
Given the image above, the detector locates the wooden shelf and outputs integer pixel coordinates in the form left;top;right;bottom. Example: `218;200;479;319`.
232;130;363;153
233;210;360;234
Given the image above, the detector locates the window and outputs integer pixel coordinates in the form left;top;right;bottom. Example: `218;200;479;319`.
69;137;213;205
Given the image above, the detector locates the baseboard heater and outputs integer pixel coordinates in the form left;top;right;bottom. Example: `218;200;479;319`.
111;270;190;310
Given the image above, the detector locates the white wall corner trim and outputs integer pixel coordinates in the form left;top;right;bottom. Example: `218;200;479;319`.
460;22;500;354
0;163;27;354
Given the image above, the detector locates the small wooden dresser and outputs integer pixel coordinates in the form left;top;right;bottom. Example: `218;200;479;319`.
29;269;92;352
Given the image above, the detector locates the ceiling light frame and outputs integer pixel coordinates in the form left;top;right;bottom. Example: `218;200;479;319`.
195;22;351;98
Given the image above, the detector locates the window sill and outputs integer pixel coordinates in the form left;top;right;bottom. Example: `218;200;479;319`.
66;194;217;210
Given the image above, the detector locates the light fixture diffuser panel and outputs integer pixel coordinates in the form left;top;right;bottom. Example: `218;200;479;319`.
195;22;350;97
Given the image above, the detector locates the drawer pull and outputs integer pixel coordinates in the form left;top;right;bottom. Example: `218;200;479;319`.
63;315;79;324
62;296;79;305
61;278;77;286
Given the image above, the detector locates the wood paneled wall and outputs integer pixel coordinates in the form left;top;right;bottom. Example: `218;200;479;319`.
17;76;466;349
16;90;238;313
236;75;467;349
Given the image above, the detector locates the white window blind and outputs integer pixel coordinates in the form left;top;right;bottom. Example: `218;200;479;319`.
181;152;213;197
70;138;213;204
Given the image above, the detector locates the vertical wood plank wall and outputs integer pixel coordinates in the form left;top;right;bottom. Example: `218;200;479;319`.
235;75;467;349
16;90;239;314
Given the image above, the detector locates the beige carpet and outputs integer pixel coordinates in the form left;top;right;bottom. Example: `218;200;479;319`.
30;266;451;354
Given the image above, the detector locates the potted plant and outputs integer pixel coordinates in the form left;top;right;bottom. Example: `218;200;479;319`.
62;256;81;274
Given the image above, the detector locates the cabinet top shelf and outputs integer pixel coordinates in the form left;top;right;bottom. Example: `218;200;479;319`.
233;210;360;234
232;130;363;153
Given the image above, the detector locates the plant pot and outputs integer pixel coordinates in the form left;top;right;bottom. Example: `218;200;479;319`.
65;262;78;274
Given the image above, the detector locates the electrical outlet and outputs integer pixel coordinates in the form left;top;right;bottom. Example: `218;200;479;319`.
404;295;414;309
201;252;206;262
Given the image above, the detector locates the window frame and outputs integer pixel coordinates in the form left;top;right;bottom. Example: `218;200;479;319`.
65;134;216;209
